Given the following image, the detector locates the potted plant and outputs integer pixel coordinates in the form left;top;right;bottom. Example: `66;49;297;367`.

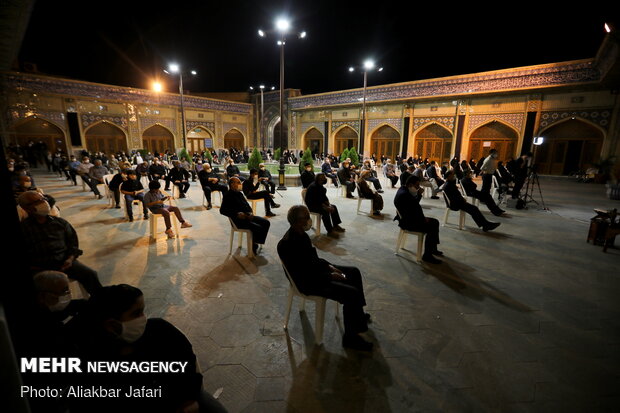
299;147;314;173
248;147;264;171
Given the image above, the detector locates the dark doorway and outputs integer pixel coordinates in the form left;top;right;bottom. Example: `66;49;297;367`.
564;140;584;175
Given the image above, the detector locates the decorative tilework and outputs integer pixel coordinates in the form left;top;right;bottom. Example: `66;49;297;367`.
300;122;324;135
368;118;402;133
290;61;599;110
467;113;525;134
223;123;247;137
331;120;360;132
8;109;67;130
187;121;215;135
5;73;251;114
527;94;542;111
413;116;455;131
538;109;613;131
81;114;128;130
290;112;297;148
140;117;176;135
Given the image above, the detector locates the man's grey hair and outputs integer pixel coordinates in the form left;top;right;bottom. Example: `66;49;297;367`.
33;271;69;292
287;205;309;225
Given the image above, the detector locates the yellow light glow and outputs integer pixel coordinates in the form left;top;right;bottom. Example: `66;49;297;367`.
153;82;163;92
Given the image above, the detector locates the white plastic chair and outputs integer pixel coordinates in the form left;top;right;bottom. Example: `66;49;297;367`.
103;174;116;207
394;209;425;262
442;192;466;230
148;190;180;240
228;217;254;258
281;260;339;345
355;183;373;215
301;189;322;236
201;190;222;208
457;181;479;207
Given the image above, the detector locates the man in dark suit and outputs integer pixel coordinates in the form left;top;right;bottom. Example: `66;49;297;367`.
226;159;245;181
198;163;228;210
148;157;167;182
510;152;531;199
278;205;372;351
460;170;505;216
399;164;416;187
443;170;501;232
321;158;339;187
242;169;279;217
337;160;356;198
426;161;445;187
305;173;345;236
167;161;190;198
300;163;316;188
394;175;442;264
258;163;276;194
220;177;271;255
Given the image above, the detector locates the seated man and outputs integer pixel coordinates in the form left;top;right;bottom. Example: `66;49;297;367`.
510;152;531;199
144;181;192;238
198;162;229;210
135;161;150;181
442;170;501;232
221;177;271;255
88;159;110;195
358;170;384;216
400;164;416;187
382;159;399;188
76;157;103;199
167;160;191;198
361;159;383;193
305;173;345;236
120;170;149;222
243;169;279;217
337;160;357;198
278;205;372;351
300;162;316;189
394;175;443;264
67;155;80;185
460;169;505;216
321;157;339;187
258;162;276;194
426;160;445;188
226;159;245;182
148;157;167;182
71;284;227;413
413;163;439;199
18;192;102;293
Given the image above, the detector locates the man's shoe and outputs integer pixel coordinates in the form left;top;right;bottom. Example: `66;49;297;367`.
493;210;506;216
252;243;259;254
144;214;149;220
181;221;192;228
327;230;339;238
431;196;440;199
373;211;382;216
179;193;186;198
432;250;444;256
346;195;356;199
483;222;501;232
272;203;281;209
266;211;276;217
115;205;121;209
342;334;373;352
165;229;175;239
97;194;104;199
333;225;346;232
206;204;213;210
377;189;384;193
422;254;442;264
128;217;134;222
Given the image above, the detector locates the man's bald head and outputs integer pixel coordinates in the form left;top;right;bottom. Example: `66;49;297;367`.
18;190;44;208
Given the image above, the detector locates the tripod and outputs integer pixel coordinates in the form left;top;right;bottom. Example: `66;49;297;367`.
522;170;548;210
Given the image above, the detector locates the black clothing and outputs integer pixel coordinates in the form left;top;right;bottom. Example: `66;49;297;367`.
443;180;493;228
337;167;356;196
167;167;190;194
258;169;276;193
460;176;504;215
277;229;367;335
305;182;342;233
220;190;270;244
242;179;275;213
300;170;316;188
148;163;167;181
198;169;228;204
394;187;439;254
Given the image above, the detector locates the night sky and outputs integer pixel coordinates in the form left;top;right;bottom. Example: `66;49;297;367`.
17;0;614;96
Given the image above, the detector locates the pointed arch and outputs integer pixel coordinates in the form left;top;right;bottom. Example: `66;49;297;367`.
535;117;605;175
267;116;281;149
12;116;68;154
332;124;359;156
369;124;401;162
301;126;324;155
223;127;245;150
467;119;519;162
84;120;128;154
413;122;454;164
142;124;175;154
187;126;214;153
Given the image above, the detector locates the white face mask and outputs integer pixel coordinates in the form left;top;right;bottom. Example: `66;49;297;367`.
303;218;313;231
48;293;71;312
120;315;147;343
23;182;32;188
34;200;51;216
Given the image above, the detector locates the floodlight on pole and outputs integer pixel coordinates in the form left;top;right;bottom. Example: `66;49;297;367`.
168;63;180;73
163;63;197;151
276;18;290;32
349;59;384;157
605;23;611;33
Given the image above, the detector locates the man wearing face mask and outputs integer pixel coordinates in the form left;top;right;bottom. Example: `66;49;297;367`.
73;284;228;413
394;175;443;264
305;173;345;236
107;169;129;209
148;156;167;181
300;162;316;189
258;162;276;194
278;205;373;351
18;191;102;294
242;168;279;217
198;162;229;210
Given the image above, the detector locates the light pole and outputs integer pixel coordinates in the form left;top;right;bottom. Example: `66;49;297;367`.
349;60;383;157
249;84;274;151
164;63;197;151
259;17;306;190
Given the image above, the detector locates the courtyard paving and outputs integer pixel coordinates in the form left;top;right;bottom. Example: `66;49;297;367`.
32;170;620;412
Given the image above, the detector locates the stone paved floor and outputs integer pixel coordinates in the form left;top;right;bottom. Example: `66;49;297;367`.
32;170;620;412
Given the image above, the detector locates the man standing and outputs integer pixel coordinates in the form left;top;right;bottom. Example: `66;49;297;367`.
511;152;532;199
18;192;102;294
278;205;372;351
394;175;443;264
220;177;271;255
480;149;499;197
